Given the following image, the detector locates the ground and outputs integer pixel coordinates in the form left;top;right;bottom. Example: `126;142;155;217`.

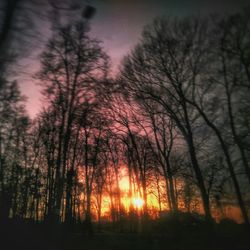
2;217;250;250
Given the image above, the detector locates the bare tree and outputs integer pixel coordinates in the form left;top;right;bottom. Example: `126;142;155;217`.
120;17;212;221
35;20;109;224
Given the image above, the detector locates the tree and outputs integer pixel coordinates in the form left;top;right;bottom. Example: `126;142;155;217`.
120;13;250;224
0;80;29;222
36;20;109;225
120;17;212;221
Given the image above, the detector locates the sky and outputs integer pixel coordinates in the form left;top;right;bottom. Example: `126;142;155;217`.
18;0;250;118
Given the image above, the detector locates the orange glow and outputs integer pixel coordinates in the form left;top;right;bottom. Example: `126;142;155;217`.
79;165;244;223
119;170;130;192
89;166;169;220
118;169;159;211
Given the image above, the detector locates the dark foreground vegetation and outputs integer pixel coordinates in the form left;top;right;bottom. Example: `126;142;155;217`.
2;213;250;250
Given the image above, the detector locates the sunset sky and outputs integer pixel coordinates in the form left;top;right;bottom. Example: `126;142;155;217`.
19;0;249;117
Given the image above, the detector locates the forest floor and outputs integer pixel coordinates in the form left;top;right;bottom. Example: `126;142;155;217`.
3;229;250;250
2;218;250;250
65;231;250;250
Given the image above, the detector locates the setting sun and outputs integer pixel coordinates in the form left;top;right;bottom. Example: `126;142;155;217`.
132;197;144;209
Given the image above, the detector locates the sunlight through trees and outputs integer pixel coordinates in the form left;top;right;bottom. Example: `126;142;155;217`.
0;3;250;245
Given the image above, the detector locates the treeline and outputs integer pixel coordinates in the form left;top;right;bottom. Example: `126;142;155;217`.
0;4;250;233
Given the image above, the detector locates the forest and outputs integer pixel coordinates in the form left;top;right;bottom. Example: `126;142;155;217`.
0;1;250;250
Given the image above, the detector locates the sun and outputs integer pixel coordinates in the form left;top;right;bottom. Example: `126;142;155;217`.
132;197;144;209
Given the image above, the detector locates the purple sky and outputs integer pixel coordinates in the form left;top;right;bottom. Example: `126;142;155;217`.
19;0;249;118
